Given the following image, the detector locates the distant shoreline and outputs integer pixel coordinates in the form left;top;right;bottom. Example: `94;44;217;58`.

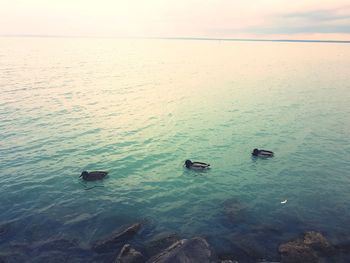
1;34;350;44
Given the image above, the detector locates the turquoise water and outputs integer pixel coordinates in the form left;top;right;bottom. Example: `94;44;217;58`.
1;37;350;262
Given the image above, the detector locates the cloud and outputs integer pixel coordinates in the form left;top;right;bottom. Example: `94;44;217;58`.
0;0;350;40
240;5;350;35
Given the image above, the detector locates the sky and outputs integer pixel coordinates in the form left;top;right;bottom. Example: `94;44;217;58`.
1;0;350;40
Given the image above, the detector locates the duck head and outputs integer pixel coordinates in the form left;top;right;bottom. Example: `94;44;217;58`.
185;160;193;168
252;148;259;156
80;171;89;179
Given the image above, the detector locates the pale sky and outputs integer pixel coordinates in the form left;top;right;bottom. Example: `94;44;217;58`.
1;0;350;40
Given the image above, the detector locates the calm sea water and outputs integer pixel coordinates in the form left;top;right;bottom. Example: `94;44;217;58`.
1;37;350;262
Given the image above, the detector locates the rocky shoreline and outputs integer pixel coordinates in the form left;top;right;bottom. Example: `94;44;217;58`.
2;219;350;263
94;223;349;263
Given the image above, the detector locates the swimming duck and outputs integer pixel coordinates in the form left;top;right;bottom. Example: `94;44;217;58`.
80;171;108;181
184;159;210;169
252;148;274;157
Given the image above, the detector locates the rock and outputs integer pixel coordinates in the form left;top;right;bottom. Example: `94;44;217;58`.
115;244;146;263
279;239;318;263
144;233;180;257
223;199;248;224
303;231;334;255
217;252;240;263
146;237;215;263
93;223;142;254
279;231;334;263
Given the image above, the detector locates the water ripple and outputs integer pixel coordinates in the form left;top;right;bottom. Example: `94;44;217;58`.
1;38;350;262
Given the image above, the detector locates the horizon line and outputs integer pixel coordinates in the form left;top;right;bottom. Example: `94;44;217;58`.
1;34;350;44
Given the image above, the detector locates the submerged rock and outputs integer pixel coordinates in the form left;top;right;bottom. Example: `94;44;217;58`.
93;223;142;254
146;237;215;263
303;231;334;255
144;233;180;257
223;198;248;224
279;239;318;263
278;231;334;263
115;244;146;263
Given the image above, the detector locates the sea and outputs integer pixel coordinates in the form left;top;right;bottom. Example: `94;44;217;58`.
0;37;350;262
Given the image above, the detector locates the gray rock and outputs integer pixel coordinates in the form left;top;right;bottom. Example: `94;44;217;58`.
115;244;146;263
93;223;141;253
144;233;180;257
279;231;334;263
146;237;215;263
279;239;318;263
303;231;334;255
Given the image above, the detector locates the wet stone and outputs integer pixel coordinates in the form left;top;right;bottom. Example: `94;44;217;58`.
115;244;146;263
279;239;318;263
144;233;180;257
92;223;142;254
146;237;215;263
303;231;335;255
279;231;335;263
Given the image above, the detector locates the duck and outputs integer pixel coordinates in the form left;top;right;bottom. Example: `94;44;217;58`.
252;148;274;157
80;171;108;181
184;159;210;169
